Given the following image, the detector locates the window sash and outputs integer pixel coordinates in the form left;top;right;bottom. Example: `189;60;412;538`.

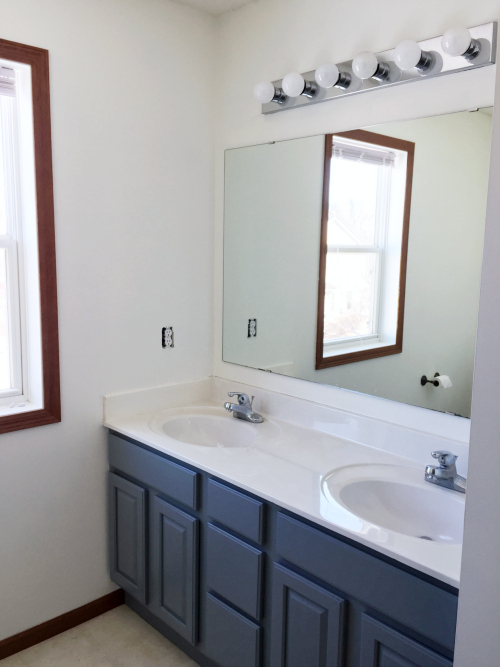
324;159;392;347
0;93;25;401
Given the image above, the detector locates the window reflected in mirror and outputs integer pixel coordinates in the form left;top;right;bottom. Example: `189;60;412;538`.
317;130;414;369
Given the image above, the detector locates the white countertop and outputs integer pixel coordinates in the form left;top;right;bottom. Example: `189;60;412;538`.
104;379;463;588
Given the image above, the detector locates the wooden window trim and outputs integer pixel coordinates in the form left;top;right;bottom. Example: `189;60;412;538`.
0;38;60;434
316;129;415;371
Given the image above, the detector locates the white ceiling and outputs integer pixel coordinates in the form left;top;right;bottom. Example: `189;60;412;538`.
170;0;255;15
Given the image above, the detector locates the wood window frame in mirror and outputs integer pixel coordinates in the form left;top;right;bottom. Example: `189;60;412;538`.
315;129;414;370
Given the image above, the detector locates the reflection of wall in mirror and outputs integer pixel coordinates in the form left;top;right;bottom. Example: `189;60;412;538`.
224;135;325;379
223;110;492;417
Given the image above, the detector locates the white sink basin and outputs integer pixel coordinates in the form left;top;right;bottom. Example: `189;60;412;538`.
322;464;465;544
161;414;257;448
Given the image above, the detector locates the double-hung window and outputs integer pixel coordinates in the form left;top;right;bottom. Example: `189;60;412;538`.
0;38;60;433
316;130;414;370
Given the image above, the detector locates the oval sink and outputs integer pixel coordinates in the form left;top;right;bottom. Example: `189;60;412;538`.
162;414;257;448
322;464;465;544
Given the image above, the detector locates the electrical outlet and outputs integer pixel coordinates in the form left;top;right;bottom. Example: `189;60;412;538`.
162;326;174;348
248;319;257;338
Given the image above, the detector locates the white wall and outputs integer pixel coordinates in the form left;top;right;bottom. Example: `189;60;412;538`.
0;0;215;640
454;47;500;667
222;112;491;418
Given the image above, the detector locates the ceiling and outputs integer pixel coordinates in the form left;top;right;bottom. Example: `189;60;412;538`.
170;0;255;15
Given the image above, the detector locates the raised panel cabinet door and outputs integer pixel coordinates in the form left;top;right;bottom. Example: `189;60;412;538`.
150;495;199;645
360;615;453;667
108;472;147;604
270;563;346;667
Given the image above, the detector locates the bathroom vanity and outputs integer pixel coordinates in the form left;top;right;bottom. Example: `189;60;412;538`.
105;381;464;667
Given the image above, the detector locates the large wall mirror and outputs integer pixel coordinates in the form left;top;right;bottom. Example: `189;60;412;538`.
223;108;492;418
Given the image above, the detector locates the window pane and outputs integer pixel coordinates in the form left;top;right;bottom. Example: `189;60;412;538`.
0;100;8;235
327;158;379;246
0;248;10;389
324;252;377;342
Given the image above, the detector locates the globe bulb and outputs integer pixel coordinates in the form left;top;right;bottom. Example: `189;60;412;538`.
352;52;379;80
441;26;472;57
253;81;276;104
314;62;340;88
394;40;422;70
282;72;305;97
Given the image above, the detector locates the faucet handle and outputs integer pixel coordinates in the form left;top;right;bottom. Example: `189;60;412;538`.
431;450;457;468
227;392;252;407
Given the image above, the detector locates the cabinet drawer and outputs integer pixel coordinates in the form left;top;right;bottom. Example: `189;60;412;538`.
205;593;261;667
207;478;265;544
276;512;458;652
206;523;264;619
109;433;199;509
360;615;452;666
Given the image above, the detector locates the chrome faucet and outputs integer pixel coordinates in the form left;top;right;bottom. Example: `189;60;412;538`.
425;451;466;493
224;392;263;423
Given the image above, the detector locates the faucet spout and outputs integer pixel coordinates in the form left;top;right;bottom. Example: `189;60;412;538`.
425;450;466;493
224;393;263;423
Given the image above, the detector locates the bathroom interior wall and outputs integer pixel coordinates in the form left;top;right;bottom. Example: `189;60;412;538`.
0;0;215;641
222;111;491;418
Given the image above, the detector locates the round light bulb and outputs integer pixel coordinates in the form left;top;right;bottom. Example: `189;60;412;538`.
441;26;472;57
352;51;379;80
282;72;305;97
314;62;340;88
253;81;275;104
394;40;422;70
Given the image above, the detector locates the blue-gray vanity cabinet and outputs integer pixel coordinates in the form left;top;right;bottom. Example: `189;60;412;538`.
108;432;458;667
270;563;346;667
150;495;199;645
360;615;452;667
108;472;147;605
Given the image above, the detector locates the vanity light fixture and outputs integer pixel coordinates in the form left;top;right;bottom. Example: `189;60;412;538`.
441;26;481;60
253;81;287;104
394;40;434;72
314;62;351;90
352;51;391;82
282;72;318;98
256;21;496;115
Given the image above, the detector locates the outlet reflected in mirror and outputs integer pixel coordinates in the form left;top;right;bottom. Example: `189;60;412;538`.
223;109;493;418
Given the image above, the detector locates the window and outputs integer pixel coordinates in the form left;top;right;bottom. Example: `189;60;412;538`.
0;38;60;433
316;130;414;370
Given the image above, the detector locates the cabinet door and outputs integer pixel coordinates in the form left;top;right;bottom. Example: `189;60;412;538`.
150;495;199;644
360;615;452;667
108;472;147;604
270;563;345;667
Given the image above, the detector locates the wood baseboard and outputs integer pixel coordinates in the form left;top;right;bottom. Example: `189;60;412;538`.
0;589;125;660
